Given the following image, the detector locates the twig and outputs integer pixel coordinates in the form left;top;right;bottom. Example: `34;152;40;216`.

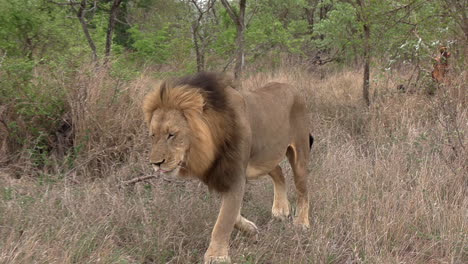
223;56;235;72
47;0;80;6
122;175;155;185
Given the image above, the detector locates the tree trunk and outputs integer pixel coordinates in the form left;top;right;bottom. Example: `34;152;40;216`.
77;0;98;61
304;0;318;34
221;0;246;80
318;0;332;40
362;23;371;106
192;23;204;72
234;1;245;80
233;0;246;80
105;0;123;58
190;0;215;72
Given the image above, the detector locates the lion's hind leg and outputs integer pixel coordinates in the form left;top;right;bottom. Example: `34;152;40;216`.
286;143;310;229
268;165;290;220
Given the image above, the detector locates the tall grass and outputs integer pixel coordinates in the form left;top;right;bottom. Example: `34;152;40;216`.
0;65;466;263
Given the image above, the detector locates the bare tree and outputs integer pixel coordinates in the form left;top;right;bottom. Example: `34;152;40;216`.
49;0;98;61
220;0;246;80
362;22;371;106
353;0;420;105
354;0;371;106
189;0;216;72
105;0;123;58
77;0;98;61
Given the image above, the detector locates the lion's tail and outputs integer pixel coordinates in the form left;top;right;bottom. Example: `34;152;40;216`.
309;134;314;151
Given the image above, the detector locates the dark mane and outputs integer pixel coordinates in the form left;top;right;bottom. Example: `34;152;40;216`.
175;72;230;112
174;72;242;192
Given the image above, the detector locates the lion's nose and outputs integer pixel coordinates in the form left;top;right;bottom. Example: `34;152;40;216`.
151;159;165;166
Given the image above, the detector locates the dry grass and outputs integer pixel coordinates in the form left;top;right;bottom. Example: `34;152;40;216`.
1;66;466;264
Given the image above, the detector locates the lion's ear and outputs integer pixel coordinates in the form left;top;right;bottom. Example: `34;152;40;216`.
159;80;169;101
143;82;168;125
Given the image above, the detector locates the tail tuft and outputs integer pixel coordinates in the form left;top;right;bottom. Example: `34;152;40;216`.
309;134;314;150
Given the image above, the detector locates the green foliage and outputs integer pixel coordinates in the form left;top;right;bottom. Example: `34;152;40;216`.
314;2;361;59
112;0;133;49
0;57;66;166
211;9;236;57
0;0;82;60
0;0;463;69
128;25;172;63
313;0;462;66
245;0;311;57
0;58;65;127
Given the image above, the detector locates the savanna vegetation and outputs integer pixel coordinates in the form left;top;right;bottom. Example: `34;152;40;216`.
0;0;466;263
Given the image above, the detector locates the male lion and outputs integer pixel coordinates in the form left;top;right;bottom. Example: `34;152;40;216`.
143;72;313;263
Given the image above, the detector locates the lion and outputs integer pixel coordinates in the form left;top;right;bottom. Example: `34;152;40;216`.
142;72;313;263
432;46;451;84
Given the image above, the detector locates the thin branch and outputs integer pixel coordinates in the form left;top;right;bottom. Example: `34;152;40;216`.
190;0;216;72
377;0;420;17
105;0;123;57
88;0;98;20
223;55;235;72
246;2;259;27
122;175;155;185
191;0;203;14
211;3;219;24
122;175;188;185
76;0;98;60
115;17;131;26
47;0;80;6
220;0;238;23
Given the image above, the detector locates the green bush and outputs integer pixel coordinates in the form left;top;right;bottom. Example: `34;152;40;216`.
128;25;172;64
0;57;66;166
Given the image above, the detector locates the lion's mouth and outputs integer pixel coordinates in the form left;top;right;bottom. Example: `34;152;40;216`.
153;166;173;173
153;161;185;177
153;161;183;176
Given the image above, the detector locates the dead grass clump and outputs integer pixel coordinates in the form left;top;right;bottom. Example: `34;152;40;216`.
64;63;156;179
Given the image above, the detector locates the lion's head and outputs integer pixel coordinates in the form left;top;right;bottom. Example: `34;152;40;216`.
142;73;242;191
145;108;191;176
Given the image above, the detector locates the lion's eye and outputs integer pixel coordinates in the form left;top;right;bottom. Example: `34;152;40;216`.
151;134;155;138
167;133;175;140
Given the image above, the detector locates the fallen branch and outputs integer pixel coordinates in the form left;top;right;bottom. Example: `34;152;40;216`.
122;175;155;185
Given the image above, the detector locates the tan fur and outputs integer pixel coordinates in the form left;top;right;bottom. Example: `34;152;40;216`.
143;84;225;181
143;73;312;263
431;46;451;84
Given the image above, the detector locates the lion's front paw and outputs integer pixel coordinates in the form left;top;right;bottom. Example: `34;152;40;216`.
235;216;259;235
204;255;231;264
241;218;259;235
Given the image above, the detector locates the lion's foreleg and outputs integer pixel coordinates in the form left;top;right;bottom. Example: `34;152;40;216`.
204;179;245;264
